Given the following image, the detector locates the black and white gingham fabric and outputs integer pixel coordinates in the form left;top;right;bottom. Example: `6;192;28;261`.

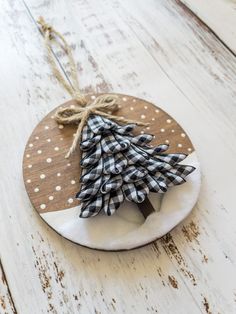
80;158;103;183
80;142;102;167
76;114;195;218
103;189;124;216
101;175;123;193
123;165;148;183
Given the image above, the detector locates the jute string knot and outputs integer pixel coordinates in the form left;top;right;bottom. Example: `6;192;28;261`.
72;91;87;107
38;17;149;158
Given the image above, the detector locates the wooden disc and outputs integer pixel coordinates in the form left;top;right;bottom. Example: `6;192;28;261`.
23;93;196;249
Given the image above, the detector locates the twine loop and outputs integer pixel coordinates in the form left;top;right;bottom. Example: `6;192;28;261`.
38;18;53;35
38;17;149;158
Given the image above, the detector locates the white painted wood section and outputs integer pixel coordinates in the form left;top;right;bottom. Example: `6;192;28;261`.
0;0;235;313
0;261;17;314
181;0;236;54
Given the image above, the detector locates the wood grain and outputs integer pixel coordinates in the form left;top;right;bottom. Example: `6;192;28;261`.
0;0;236;313
180;0;236;54
0;261;17;314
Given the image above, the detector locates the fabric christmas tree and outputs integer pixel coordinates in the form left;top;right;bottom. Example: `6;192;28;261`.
76;115;195;218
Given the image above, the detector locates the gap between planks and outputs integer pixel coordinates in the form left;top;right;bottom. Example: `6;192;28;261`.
178;0;236;57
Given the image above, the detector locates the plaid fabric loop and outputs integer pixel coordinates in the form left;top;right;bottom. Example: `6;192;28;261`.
79;195;104;218
101;133;130;154
80;134;101;151
103;189;124;216
80;158;103;183
123;166;148;183
101;175;123;193
130;134;154;146
122;181;148;203
115;124;136;135
80;142;102;167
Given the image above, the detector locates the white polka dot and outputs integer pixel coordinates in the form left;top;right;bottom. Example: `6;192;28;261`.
151;118;155;121
40;204;46;210
40;174;46;179
181;133;186;137
47;138;51;143
28;164;32;168
35;136;39;140
70;104;75;109
171;129;175;133
144;106;148;109
160;128;165;132
54;147;59;151
58;125;64;129
165;140;169;144
188;148;192;152
57;173;61;177
141;115;146;119
26;154;30;158
49;196;54;201
155;109;159;113
34;187;39;193
44;125;49;130
71;180;76;185
27;179;31;183
46;158;52;163
122;97;127;101
67;163;71;167
133;99;136;102
167;119;172;123
178;143;182;148
68;198;74;204
91;95;96;100
130;107;134;111
37;150;42;154
29;143;33;148
55;186;61;191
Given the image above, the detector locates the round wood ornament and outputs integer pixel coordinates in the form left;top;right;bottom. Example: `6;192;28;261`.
23;93;201;251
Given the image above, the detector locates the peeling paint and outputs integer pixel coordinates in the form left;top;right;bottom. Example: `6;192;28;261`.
182;221;200;243
161;234;197;286
168;275;178;289
203;297;212;314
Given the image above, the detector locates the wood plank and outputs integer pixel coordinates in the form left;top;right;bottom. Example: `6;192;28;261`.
0;261;17;314
0;0;203;313
0;0;236;313
180;0;236;54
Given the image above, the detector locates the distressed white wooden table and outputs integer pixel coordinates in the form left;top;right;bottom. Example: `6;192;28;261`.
0;0;236;313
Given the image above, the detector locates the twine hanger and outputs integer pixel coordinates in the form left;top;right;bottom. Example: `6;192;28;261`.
38;17;149;158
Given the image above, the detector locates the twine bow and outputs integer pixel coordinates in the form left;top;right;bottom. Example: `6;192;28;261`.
38;17;148;158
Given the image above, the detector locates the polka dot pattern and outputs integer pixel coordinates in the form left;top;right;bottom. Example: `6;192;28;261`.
23;93;194;214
